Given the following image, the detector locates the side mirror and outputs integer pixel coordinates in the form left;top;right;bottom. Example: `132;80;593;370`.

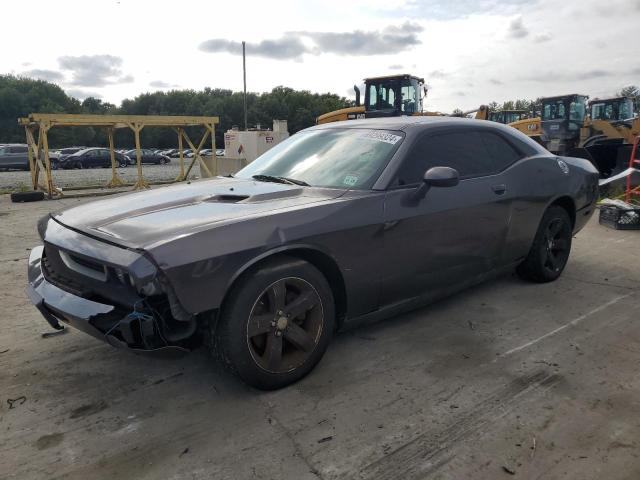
413;166;459;201
424;166;459;188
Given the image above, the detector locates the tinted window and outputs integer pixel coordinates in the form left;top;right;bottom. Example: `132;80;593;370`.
397;131;495;185
479;132;522;171
10;146;28;153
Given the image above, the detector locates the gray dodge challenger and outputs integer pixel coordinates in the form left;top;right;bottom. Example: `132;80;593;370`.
27;117;599;389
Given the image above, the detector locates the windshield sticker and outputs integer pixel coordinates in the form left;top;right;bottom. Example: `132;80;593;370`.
343;174;359;186
361;131;402;145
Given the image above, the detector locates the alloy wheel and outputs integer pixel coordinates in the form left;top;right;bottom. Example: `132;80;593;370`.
542;218;570;274
246;277;323;374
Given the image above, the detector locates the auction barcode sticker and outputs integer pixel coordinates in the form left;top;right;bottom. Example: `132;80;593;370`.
360;131;402;145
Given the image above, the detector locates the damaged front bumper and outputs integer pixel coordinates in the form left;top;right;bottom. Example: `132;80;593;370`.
26;245;189;357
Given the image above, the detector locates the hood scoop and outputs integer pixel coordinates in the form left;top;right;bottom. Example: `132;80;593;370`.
204;186;305;204
205;194;250;203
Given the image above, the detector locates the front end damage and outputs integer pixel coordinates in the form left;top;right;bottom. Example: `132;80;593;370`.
26;217;201;356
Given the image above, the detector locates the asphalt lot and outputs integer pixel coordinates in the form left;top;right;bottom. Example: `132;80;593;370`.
0;158;202;190
1;188;639;480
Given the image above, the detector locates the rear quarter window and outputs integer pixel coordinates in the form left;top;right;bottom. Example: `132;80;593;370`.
479;132;523;172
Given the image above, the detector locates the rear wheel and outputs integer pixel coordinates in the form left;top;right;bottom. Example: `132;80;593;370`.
213;256;335;390
517;206;572;283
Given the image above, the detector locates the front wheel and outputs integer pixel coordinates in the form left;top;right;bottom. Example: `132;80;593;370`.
517;206;573;283
213;256;335;390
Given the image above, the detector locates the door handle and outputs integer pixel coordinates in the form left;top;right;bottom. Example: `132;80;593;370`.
492;184;507;195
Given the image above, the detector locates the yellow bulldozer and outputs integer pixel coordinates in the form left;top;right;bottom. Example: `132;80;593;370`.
538;94;639;177
316;74;489;124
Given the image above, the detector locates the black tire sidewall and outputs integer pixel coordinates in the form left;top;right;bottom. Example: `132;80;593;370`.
215;256;335;390
518;206;572;282
11;191;45;203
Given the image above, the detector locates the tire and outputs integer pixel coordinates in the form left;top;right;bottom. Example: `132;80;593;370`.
213;256;335;390
517;206;573;283
75;161;83;169
11;191;45;203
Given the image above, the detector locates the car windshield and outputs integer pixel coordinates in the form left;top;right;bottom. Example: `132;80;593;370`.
236;128;403;189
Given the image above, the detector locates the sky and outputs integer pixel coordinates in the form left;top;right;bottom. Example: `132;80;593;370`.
2;0;639;113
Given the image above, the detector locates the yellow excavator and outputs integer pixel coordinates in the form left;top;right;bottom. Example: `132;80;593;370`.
316;74;489;124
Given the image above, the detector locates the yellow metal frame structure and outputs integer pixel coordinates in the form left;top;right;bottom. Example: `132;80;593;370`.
18;114;219;197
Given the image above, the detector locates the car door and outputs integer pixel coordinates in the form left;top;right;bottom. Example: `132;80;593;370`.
0;146;10;169
83;150;94;167
379;128;513;306
13;146;29;169
98;149;110;167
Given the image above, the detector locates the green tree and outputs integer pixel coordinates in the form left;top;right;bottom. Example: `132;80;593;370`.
0;74;353;149
617;85;640;113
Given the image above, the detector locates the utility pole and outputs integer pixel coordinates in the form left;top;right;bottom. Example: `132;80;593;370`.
242;41;247;131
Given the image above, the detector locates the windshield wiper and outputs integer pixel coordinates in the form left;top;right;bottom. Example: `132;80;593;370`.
251;174;309;186
280;176;309;186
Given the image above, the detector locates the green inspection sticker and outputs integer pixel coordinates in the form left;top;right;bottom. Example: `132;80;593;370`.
343;174;358;186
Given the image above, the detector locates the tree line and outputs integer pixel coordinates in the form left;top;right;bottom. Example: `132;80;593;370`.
2;74;638;149
0;74;352;149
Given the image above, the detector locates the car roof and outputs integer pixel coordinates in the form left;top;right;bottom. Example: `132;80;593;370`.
309;115;514;133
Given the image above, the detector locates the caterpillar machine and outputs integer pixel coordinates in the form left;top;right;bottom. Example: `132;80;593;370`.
486;109;543;143
316;74;489;124
539;94;640;178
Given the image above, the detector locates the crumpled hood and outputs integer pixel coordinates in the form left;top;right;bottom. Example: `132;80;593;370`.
53;177;346;249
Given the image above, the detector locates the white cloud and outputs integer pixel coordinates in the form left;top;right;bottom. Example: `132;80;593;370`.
507;16;528;39
0;0;637;112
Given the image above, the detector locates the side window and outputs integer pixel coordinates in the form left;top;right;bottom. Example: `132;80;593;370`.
368;85;377;108
396;131;495;185
479;132;523;172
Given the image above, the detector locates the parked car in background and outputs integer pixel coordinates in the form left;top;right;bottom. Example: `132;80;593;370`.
56;147;85;163
216;149;225;157
0;144;30;170
59;148;130;169
199;149;213;156
124;149;171;165
27;117;599;390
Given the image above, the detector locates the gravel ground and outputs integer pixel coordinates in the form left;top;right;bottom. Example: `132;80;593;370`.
1;194;640;479
0;158;203;190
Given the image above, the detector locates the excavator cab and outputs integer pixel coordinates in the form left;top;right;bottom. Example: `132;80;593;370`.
541;94;588;154
589;97;634;121
488;110;528;124
363;74;424;118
